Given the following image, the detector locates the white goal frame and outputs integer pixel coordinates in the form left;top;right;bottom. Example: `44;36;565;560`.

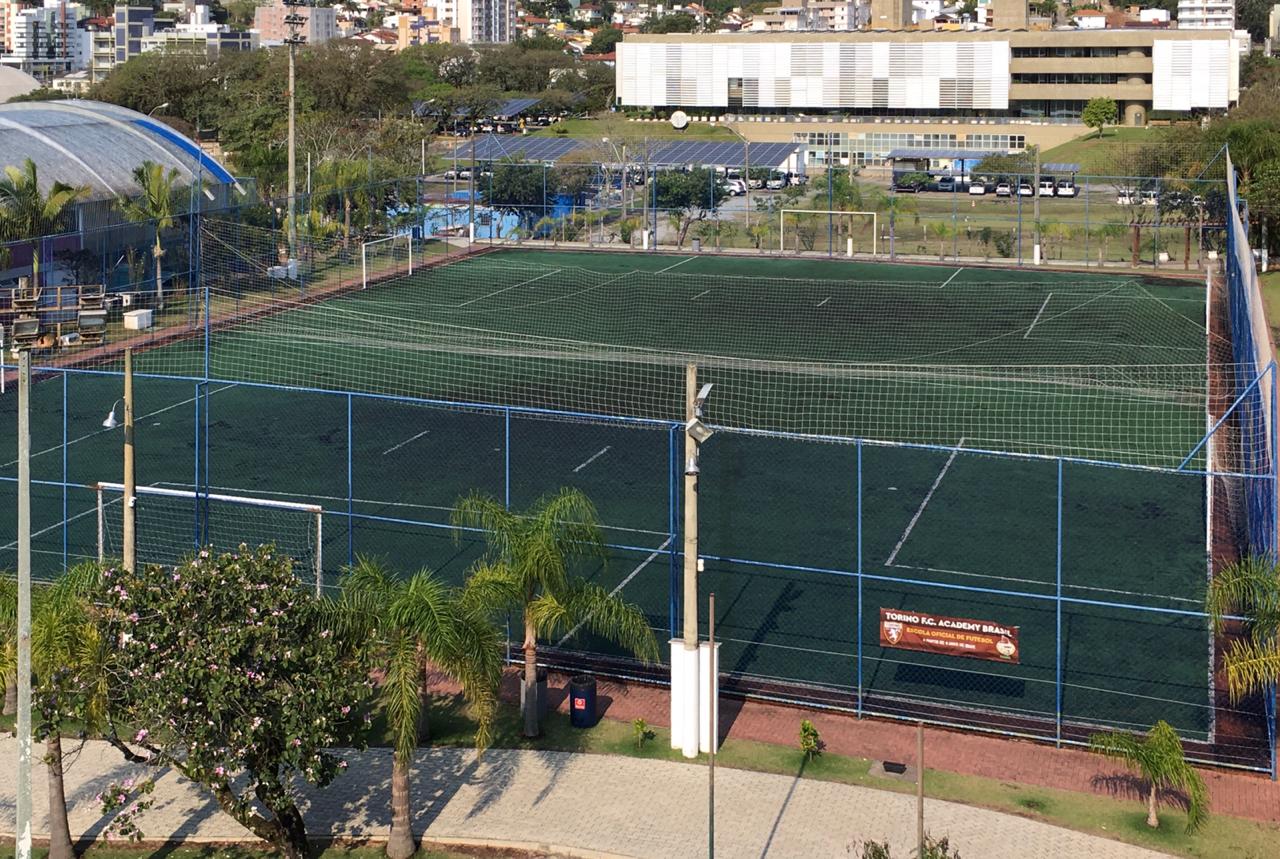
361;233;414;290
94;482;325;595
779;210;877;256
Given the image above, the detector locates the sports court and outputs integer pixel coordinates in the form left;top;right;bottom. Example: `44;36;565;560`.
0;244;1227;752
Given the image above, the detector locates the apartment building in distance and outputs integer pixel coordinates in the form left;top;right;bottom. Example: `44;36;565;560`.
1176;0;1235;29
254;0;339;45
615;2;1243;169
435;0;514;42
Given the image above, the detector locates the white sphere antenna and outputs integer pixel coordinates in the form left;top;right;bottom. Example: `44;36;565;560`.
670;110;690;130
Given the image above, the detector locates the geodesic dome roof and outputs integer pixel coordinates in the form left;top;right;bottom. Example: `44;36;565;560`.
0;99;237;201
0;67;40;101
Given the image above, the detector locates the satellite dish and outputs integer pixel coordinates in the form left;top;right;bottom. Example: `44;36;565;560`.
670;110;690;130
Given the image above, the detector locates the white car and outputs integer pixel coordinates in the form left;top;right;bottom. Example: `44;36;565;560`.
1038;179;1056;197
1141;190;1159;206
968;182;986;196
765;175;786;190
1055;180;1077;197
1116;188;1137;205
724;179;747;196
1018;183;1034;197
995;181;1012;197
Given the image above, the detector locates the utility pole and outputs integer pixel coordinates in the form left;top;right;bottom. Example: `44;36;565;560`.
1032;147;1042;265
122;348;136;573
917;721;926;857
708;591;716;859
16;347;32;859
283;0;309;261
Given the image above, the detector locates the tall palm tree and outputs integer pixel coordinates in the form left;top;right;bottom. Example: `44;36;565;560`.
875;192;917;259
452;487;660;738
1206;555;1280;701
0;563;110;859
1089;720;1208;832
117;161;183;310
0;158;87;287
333;558;503;859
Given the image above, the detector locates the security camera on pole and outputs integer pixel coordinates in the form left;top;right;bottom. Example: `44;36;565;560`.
671;364;717;759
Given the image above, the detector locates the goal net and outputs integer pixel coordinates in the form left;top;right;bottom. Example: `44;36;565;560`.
361;233;415;290
779;210;877;256
95;483;325;593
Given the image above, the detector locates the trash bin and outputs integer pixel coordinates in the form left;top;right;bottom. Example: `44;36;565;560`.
519;667;549;720
692;238;702;253
569;675;597;728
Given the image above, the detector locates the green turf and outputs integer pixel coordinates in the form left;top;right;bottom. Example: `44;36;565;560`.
0;248;1218;745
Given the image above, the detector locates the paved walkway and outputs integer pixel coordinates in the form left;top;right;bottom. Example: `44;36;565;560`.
495;670;1280;825
1;738;1173;859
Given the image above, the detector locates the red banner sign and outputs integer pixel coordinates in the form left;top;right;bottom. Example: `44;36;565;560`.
879;608;1020;664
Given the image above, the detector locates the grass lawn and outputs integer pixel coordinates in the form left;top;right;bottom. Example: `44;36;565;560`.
1259;270;1280;337
1040;126;1164;175
529;116;738;140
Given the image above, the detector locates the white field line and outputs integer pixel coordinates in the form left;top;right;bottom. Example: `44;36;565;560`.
572;446;611;473
452;269;562;308
557;536;673;646
692;289;712;300
816;297;831;308
939;268;964;288
381;429;431;456
2;384;236;471
656;256;696;273
0;488;130;553
1024;293;1053;339
884;437;966;567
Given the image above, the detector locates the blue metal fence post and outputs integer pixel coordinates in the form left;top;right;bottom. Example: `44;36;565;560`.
347;393;354;567
828;166;834;257
1271;362;1278;780
856;438;863;717
669;422;679;638
201;382;210;544
1056;457;1064;747
61;372;67;569
504;408;512;510
193;381;202;548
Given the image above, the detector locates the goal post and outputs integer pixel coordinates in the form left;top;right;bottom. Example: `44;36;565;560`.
779;210;877;257
360;233;415;290
95;482;325;595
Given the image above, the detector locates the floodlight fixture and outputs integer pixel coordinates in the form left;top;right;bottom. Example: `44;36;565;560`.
10;316;41;352
685;417;714;444
103;398;123;429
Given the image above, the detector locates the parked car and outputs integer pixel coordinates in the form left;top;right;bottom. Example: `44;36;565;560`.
788;173;809;187
892;177;925;193
1038;178;1056;197
995;181;1012;197
765;174;787;190
1055;180;1077;197
724;179;747;196
747;176;764;190
1018;182;1034;197
1116;187;1137;205
937;176;956;192
1141;189;1159;206
1191;194;1206;208
968;181;986;196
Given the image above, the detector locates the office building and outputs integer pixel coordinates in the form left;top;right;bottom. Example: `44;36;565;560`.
254;0;338;45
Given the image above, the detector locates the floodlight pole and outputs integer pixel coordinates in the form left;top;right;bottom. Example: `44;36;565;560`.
123;348;136;573
683;363;699;649
16;348;32;859
287;39;297;260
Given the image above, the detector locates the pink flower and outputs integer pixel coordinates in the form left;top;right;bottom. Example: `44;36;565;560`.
214;766;225;776
340;706;350;715
134;728;149;743
292;738;302;747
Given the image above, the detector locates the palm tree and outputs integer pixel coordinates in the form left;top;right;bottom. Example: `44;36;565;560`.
1089;720;1208;832
875;192;917;259
1;577;15;715
926;220;953;259
452;487;660;738
332;558;502;859
1206;556;1280;701
0;564;110;859
0;158;87;287
117;161;183;310
319;158;370;251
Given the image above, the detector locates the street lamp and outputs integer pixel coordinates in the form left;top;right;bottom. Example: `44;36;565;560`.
282;0;310;263
102;398;123;429
147;101;170;117
723;123;752;232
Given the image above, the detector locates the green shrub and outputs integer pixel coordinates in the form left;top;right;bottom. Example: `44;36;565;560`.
799;719;823;760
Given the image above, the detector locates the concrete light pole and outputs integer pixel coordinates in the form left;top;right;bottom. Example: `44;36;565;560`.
122;348;136;572
15;347;32;859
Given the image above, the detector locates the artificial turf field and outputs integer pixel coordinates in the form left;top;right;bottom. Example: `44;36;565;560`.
0;248;1218;742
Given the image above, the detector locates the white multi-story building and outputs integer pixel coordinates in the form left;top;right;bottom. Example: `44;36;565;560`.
751;1;867;32
437;0;513;42
254;0;339;46
0;0;89;82
1177;0;1235;29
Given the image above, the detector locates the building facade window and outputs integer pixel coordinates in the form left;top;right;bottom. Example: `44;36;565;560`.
798;131;1027;167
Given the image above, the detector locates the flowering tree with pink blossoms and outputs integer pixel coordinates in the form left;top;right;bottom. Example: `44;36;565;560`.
98;545;372;859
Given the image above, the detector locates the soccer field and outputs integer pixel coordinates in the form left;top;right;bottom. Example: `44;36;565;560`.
0;247;1219;745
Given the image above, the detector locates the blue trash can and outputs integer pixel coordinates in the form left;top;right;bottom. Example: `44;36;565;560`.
569;675;597;728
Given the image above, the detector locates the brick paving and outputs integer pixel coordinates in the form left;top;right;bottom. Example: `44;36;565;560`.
506;669;1280;825
0;738;1175;859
